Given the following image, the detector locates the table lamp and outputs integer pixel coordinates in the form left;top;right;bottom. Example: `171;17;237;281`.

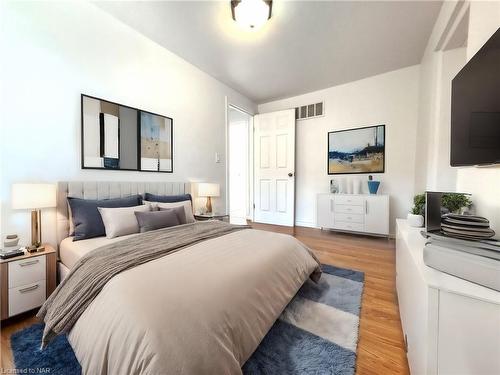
12;183;56;249
198;183;220;214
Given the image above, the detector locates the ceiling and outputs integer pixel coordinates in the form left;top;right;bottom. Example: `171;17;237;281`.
95;1;443;104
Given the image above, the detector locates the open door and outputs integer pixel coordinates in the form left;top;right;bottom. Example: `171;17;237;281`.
253;109;295;226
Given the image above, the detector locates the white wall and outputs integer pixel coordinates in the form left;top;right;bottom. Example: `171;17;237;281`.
456;1;500;233
414;1;500;233
0;1;256;247
258;66;420;234
417;46;466;192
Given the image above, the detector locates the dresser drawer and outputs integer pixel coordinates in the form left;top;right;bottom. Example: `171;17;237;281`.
335;213;364;224
334;195;365;206
9;280;46;317
334;204;365;214
333;221;364;232
8;256;46;289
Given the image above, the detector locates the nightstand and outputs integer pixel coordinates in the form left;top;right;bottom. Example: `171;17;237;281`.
0;245;56;320
194;213;230;222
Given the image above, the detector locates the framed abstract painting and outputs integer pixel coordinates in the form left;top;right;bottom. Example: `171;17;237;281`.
139;111;173;172
81;94;173;173
328;125;385;175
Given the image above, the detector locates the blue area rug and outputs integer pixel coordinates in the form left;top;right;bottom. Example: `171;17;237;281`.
10;264;364;375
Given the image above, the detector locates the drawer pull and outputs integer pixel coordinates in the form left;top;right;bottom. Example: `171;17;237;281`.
19;260;39;267
19;284;39;293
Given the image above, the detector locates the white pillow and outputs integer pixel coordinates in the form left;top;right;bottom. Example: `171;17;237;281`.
98;204;150;239
146;200;195;223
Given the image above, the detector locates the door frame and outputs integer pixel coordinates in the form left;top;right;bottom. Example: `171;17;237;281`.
226;101;254;222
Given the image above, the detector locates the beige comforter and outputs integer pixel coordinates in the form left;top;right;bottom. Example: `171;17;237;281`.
68;227;321;374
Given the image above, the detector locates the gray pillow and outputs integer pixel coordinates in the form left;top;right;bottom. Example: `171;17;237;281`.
135;210;180;233
144;193;192;203
159;205;187;224
154;200;195;223
68;195;142;241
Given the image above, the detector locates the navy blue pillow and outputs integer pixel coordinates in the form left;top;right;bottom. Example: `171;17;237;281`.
68;195;142;241
144;193;192;203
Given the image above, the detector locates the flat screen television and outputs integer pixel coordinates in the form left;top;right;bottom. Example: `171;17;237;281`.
450;28;500;166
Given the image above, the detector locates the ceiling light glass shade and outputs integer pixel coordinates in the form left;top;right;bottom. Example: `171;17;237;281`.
231;0;272;29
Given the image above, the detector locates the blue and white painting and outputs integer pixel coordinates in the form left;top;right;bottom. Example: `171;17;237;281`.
140;112;173;172
328;125;385;174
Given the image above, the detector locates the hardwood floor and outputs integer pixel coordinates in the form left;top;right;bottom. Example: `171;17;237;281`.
1;224;409;374
250;223;409;375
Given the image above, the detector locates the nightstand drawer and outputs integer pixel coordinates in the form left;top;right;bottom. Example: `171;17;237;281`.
9;280;46;317
8;256;46;289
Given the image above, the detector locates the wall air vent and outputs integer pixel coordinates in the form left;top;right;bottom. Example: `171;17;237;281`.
295;102;324;120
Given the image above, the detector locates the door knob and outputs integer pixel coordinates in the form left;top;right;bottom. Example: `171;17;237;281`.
288;172;294;177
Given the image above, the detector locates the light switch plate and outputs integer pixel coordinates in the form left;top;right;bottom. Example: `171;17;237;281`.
215;152;220;163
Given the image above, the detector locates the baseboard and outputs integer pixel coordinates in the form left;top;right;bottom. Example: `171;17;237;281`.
294;220;317;228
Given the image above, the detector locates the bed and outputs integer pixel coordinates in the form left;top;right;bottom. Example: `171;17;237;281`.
47;181;321;374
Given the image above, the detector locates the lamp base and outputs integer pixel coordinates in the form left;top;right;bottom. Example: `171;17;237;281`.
31;209;41;248
205;197;213;214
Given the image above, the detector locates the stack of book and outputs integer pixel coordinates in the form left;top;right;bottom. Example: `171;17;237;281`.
0;247;24;260
441;213;496;240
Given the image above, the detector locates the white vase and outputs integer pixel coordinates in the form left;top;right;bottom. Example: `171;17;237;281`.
407;213;424;228
338;179;346;194
346;178;353;194
352;179;361;194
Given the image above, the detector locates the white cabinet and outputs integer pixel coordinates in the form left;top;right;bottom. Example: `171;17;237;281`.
365;195;389;235
0;247;57;320
396;219;500;375
316;193;389;236
317;194;334;228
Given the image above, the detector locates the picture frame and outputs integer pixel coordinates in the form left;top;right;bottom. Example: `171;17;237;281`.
327;125;385;175
81;94;173;173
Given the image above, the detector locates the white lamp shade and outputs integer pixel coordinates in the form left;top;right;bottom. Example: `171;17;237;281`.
198;183;220;197
12;183;56;209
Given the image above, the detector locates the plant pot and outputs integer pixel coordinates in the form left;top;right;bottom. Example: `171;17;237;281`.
407;213;424;228
367;180;380;194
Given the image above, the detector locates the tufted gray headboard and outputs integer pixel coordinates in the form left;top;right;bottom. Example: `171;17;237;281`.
56;181;191;248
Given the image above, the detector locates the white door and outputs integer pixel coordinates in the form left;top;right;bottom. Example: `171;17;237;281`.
254;109;295;226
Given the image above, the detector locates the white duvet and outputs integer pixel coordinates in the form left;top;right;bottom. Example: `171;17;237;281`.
67;228;320;374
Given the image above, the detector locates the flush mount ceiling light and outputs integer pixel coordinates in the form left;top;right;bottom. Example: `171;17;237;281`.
231;0;272;29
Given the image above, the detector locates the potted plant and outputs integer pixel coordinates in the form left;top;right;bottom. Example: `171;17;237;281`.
441;193;472;214
407;193;472;228
407;194;425;227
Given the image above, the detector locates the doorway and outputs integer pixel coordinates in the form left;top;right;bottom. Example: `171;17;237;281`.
228;105;252;225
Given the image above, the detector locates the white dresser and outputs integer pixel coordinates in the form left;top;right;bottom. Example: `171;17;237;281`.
396;219;500;375
316;193;389;236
